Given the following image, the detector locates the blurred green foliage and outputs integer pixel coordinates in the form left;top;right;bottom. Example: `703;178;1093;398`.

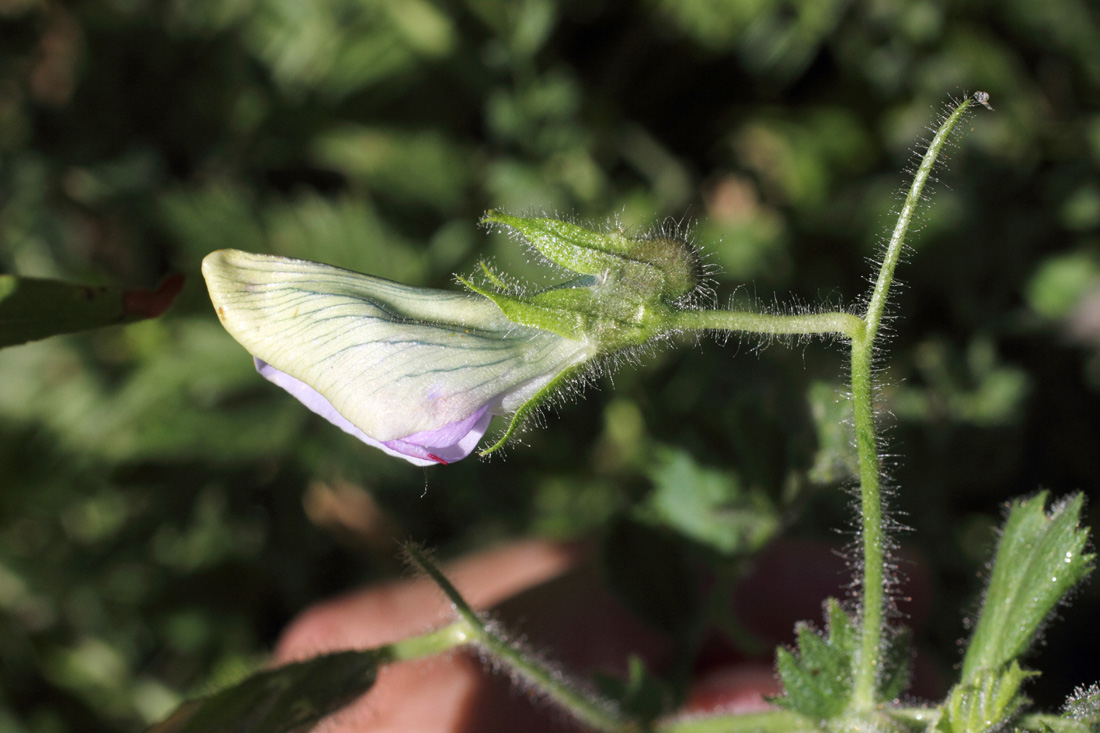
1;0;1099;730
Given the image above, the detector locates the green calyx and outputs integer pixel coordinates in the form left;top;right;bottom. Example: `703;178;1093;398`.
470;212;702;353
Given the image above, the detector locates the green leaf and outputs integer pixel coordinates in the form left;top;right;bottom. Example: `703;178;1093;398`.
148;649;382;733
960;683;1100;732
774;598;857;719
773;599;910;719
0;273;183;349
637;445;780;557
961;492;1094;682
937;661;1034;733
938;493;1095;733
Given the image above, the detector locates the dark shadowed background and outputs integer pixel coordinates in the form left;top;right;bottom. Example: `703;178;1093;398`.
1;0;1098;729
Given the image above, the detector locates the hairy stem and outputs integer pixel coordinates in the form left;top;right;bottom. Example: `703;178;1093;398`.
849;93;979;711
863;95;978;345
849;323;884;711
671;309;861;338
406;545;628;732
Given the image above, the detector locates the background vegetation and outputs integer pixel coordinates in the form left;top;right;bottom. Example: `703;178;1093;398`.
1;0;1098;729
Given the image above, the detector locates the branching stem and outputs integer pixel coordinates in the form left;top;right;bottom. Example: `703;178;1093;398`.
849;94;977;710
405;545;628;732
407;93;985;730
675;94;979;714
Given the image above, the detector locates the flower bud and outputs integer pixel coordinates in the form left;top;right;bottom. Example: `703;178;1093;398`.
469;212;701;353
203;215;701;465
202;249;594;465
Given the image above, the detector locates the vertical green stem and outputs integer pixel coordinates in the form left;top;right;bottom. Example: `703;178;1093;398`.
849;94;979;710
849;324;884;711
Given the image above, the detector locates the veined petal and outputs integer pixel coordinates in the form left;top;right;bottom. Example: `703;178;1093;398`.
254;359;491;466
203;250;594;462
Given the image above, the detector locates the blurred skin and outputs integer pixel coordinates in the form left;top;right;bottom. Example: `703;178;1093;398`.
273;539;877;732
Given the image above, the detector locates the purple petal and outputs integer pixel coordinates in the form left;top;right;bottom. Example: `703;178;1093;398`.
382;407;494;465
255;359;492;466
